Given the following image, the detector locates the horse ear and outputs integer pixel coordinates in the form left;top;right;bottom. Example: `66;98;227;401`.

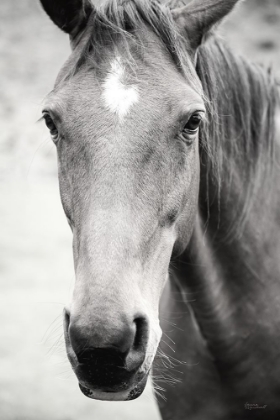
40;0;93;36
172;0;240;50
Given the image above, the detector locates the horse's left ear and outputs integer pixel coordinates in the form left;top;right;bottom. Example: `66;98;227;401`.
172;0;240;51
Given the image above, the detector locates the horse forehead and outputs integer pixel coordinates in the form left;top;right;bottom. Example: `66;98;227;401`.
61;57;172;126
51;47;202;136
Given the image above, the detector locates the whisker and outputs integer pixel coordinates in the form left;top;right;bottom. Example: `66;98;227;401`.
162;332;175;345
160;340;175;353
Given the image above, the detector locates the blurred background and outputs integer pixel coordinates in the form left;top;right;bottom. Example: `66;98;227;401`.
0;0;279;419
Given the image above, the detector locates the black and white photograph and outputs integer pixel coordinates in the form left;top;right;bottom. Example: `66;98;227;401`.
1;0;280;419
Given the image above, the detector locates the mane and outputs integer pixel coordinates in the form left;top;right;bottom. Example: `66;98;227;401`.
196;39;280;239
71;0;192;76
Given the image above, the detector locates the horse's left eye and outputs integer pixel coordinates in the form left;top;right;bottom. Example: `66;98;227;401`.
183;113;203;134
43;113;58;141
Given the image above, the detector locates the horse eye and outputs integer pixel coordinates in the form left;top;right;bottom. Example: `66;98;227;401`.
43;113;58;140
183;113;203;134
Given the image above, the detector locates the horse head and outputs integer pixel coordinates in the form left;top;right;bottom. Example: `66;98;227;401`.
40;0;240;401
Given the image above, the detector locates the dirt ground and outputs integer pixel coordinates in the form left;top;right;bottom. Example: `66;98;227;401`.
0;1;280;420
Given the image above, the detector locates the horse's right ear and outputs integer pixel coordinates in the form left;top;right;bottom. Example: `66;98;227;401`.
40;0;93;36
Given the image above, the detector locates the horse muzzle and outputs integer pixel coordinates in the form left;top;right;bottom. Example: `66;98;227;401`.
63;307;154;400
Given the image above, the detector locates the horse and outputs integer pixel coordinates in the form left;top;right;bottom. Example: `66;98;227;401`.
39;0;280;418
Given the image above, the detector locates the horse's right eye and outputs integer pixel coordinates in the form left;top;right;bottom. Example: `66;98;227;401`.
43;113;59;141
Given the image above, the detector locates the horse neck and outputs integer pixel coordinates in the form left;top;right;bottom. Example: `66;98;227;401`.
173;40;280;373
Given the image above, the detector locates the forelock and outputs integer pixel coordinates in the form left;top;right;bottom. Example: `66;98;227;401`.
64;0;195;80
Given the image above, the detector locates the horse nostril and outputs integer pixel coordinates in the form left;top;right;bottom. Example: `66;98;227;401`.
133;316;149;351
121;316;149;372
63;307;70;331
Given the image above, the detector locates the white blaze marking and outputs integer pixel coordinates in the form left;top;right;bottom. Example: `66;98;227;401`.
103;57;139;119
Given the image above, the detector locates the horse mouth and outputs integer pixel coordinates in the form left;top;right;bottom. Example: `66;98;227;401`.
78;373;149;401
64;314;152;401
65;345;150;401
